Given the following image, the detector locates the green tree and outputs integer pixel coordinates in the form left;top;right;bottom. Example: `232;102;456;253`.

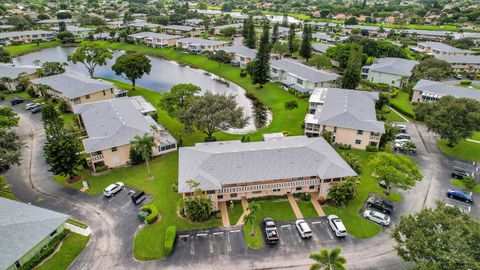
391;203;480;270
35;61;67;77
206;50;232;67
414;96;480;146
272;41;289;57
111;53;151;90
0;129;23;172
379;123;399;148
184;179;214;222
411;57;452;82
284;100;298;118
243;213;256;236
220;26;236;37
308;54;331;69
130;133;155;179
449;38;475;49
197;1;208;10
345;17;358;25
248;201;260;216
244;16;256;49
251;23;271;87
179;92;248;142
271;23;279;44
300;24;313;60
328;176;360;207
68;43;113;77
288;24;296;54
0;47;12;63
159;83;201;117
309;247;347;270
0;107;19;129
369;153;423;194
41;102;64;136
57;31;75;43
341;45;363;89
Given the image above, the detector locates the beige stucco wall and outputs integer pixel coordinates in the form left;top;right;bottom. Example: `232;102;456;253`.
67;88;116;109
411;90;422;102
324;126;381;150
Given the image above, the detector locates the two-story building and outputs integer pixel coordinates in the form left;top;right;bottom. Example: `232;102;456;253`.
31;72;122;109
163;25;203;37
270;58;340;93
362;57;418;87
212;23;242;35
51;25;93;38
0;30;55;46
221;45;257;67
0;64;37;90
411;79;480;102
312;32;348;44
176;37;229;53
304;88;385;150
178;136;357;209
415;41;474;56
73;97;177;171
434;55;480;73
128;32;181;47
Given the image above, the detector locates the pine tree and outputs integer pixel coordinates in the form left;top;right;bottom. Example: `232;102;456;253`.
288;24;296;55
271;23;279;44
300;24;313;60
242;18;249;39
251;23;271;87
244;16;256;49
282;13;288;27
341;45;363;89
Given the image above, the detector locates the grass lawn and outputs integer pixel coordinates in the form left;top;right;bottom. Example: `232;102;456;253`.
450;179;480;193
389;91;415;119
4;40;61;57
0;176;16;200
296;200;319;219
469;132;480;141
243;221;263;249
438;139;480;162
323;149;403;238
227;201;244;225
383;106;406;122
35;231;90;270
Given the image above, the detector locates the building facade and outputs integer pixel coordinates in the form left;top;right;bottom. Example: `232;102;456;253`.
362;57;418;87
128;32;181;47
0;30;55;46
176;37;228;53
411;79;480;102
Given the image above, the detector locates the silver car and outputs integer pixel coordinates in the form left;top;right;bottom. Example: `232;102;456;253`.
363;209;391;226
295;219;312;239
327;215;348;237
103;182;125;197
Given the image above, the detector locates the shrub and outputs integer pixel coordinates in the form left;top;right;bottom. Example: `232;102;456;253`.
389;88;399;98
463;176;476;190
19;231;67;270
177;198;185;216
366;145;378;152
240;69;247;77
299;193;311;201
139;204;159;224
27;87;38;98
337;143;351;150
0;94;4;101
129;146;145;165
150;112;158;122
390;102;415;119
341;152;363;174
164;226;176;255
58;99;70;113
460;80;472;86
171;183;178;192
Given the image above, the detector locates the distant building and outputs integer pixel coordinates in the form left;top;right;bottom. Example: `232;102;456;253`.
36;18;74;27
163;25;203;37
185;18;204;26
333;13;347;20
0;30;55;46
176;37;228;53
222;45;256;67
416;41;474;56
434;55;480;73
411;79;480;102
212;23;242;35
362;57;418;87
312;43;332;54
312;32;348;44
51;25;93;38
304;88;384;150
0;25;14;31
128;32;181;47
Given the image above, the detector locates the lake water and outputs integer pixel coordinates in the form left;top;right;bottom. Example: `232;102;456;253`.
13;46;258;133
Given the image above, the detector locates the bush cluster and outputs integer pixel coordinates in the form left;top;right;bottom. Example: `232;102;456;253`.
164;226;176;255
140;204;159;224
366;145;379;152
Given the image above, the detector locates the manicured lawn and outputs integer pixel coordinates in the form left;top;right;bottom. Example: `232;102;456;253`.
0;176;16;200
323;149;403;238
438;139;480;162
450;179;480;193
35;232;90;270
4;91;34;101
469;132;480;141
296;200;319;219
383;106;406;123
4;40;61;57
243;222;263;249
389;91;415;119
227;201;244;225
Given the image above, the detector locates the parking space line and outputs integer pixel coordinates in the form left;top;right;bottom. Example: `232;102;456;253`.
280;224;291;228
279;237;285;245
226;231;232;252
230;229;240;233
190;236;195;255
311;221;322;225
326;229;334;240
293;229;302;243
209;234;213;253
178;234;190;238
196;233;208;237
213;232;224;235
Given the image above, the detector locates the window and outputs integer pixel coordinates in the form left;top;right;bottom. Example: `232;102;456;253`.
296;78;303;85
217;195;223;199
355;139;361;144
49;229;57;237
309;185;315;189
296;187;302;191
230;193;237;198
252;190;262;194
357;130;363;135
111;147;117;152
111;89;114;94
103;90;106;96
206;190;215;194
85;94;90;99
15;261;21;269
160;144;176;152
272;68;277;73
333;127;337;132
273;189;281;192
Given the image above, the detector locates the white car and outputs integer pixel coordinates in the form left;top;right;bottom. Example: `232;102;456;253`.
363;209;391;226
295;219;312;239
327;215;347;238
394;138;411;144
392;124;407;133
25;103;40;110
103;182;125;197
395;133;411;140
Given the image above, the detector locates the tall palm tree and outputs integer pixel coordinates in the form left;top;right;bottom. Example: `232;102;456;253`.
130;133;155;179
309;247;347;270
248;201;261;216
284;100;298;118
243;213;256;236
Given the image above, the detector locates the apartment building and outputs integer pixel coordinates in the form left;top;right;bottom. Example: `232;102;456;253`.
434;55;480;73
362;57;418;87
51;25;93;38
312;32;348;44
411;79;480;102
73;97;177;171
178;136;357;209
312;43;332;54
270;58;340;93
212;23;242;35
36;18;74;27
128;32;181;47
0;30;55;46
163;25;203;37
415;41;474;56
31;72;121;109
344;25;389;37
176;37;229;53
304;88;385;150
222;45;257;67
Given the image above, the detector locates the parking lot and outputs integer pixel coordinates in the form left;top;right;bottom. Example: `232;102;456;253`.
96;186;152;216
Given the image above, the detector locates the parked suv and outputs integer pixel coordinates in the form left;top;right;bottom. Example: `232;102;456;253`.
451;167;474;180
447;189;473;204
395;134;411;140
366;194;394;214
10;97;25;105
295;219;312;239
103;182;125;197
363;209;391;226
327;215;347;238
263;217;279;245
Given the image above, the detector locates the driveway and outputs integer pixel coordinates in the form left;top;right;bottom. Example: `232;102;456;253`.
2;102;476;270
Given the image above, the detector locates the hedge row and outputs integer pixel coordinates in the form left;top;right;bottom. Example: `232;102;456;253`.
139;204;159;224
66;218;88;229
389;102;415;119
164;226;176;255
19;231;67;270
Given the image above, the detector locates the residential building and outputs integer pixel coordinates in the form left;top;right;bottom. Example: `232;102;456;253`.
0;30;55;46
36;18;74;27
176;37;229;53
0;197;69;270
31;72;122;109
305;22;339;32
312;32;348;44
73;97;177;171
185;18;204;26
256;26;289;38
106;20;125;29
0;64;37;90
400;29;452;41
344;25;389;37
270;58;340;93
304;88;384;150
333;13;347;20
362;57;418;87
222;45;256;67
312;43;332;54
178;136;357;209
434;55;480;73
128;32;181;47
51;25;93;38
453;32;480;46
415;41;474;56
0;25;14;31
212;23;242;35
128;20;162;31
411;79;480;102
131;13;147;20
163;25;203;37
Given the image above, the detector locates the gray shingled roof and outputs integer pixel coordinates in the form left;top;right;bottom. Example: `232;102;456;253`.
0;64;36;79
178;136;357;193
413;79;480;101
418;41;472;54
222;45;257;59
128;32;181;40
311;88;385;133
31;72;114;99
271;58;340;83
368;57;418;76
164;24;195;31
177;37;228;46
212;23;242;30
435;55;480;64
73;97;158;153
52;25;93;32
0;30;53;39
312;43;332;53
0;198;69;270
37;19;73;24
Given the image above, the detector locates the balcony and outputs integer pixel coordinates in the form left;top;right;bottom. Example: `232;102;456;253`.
369;135;380;141
91;154;104;162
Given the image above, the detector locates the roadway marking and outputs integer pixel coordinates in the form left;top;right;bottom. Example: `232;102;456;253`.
196;233;208;237
178;234;190;238
326;229;334;240
311;221;322;225
279;237;285;245
293;229;303;243
280;224;291;228
209;235;213;253
190;236;195;255
230;229;240;233
226;231;232;252
213;231;224;235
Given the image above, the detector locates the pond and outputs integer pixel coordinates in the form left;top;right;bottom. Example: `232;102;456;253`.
13;46;260;133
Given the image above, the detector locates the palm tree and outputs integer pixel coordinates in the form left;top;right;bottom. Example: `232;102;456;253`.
309;247;347;270
243;213;256;236
130;133;155;179
284;100;298;118
248;201;261;216
0;77;14;91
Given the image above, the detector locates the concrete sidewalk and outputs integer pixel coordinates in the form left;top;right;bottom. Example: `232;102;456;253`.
218;201;231;227
309;193;326;217
287;194;303;219
236;198;250;226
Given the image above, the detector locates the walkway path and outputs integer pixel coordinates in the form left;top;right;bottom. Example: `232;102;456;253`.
287;194;303;219
309;193;326;217
388;106;410;122
236;198;250;226
466;139;480;144
218;201;231;227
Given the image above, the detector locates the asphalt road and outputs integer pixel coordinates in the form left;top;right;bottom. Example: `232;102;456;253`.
2;103;478;270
